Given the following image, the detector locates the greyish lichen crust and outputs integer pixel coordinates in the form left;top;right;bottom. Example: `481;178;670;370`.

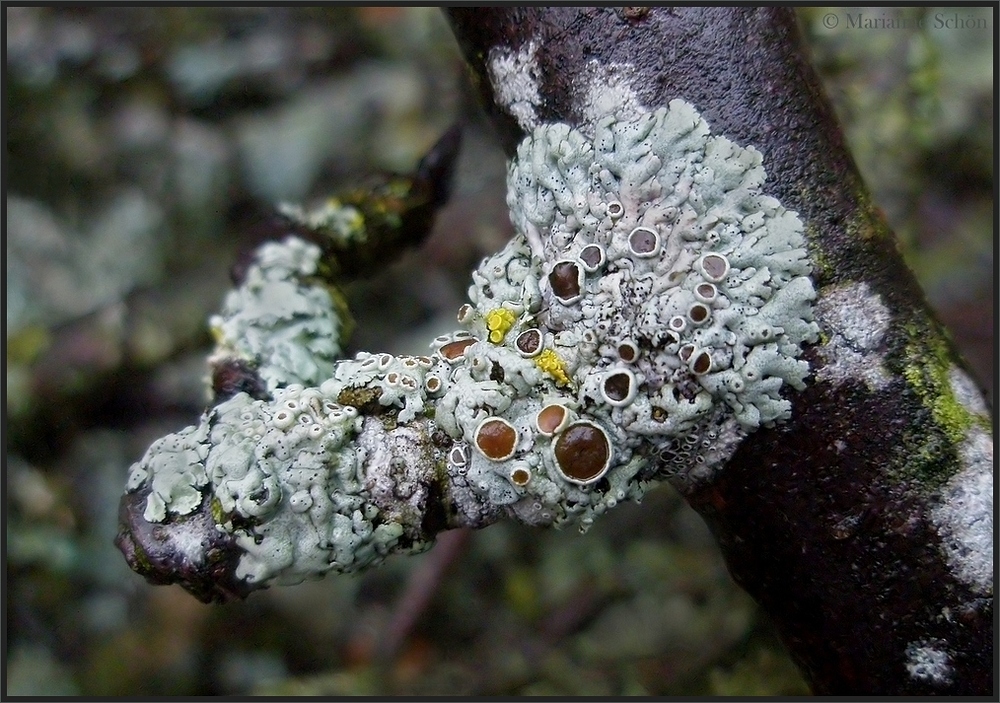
121;99;819;593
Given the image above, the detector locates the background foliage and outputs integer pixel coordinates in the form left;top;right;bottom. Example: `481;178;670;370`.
6;7;992;696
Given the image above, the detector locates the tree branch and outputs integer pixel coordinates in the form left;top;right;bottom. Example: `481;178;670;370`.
446;7;993;695
115;7;992;695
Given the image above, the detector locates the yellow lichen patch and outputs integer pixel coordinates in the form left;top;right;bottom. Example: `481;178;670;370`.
535;348;570;387
209;324;226;345
210;496;228;526
485;307;517;344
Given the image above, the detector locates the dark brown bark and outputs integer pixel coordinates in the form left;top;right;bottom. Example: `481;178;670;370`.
445;7;993;695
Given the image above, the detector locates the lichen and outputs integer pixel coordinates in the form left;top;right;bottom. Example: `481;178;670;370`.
930;426;994;596
535;349;571;387
208;236;344;391
127;385;424;586
123;99;821;590
814;282;892;390
904;642;953;686
576;59;646;137
485;307;517;344
947;365;990;418
278;198;367;245
431;99;819;524
487;40;542;132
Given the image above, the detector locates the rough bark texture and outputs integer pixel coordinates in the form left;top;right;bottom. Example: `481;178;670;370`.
446;7;992;695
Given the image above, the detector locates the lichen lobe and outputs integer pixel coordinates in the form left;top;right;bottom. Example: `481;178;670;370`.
440;98;820;522
120;99;825;594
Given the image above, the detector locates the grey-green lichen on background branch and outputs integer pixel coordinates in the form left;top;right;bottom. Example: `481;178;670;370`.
208;235;346;392
121;98;820;593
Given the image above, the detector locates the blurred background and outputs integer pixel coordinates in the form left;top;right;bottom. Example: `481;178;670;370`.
5;7;993;696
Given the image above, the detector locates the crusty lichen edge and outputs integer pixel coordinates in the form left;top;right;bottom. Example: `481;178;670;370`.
122;98;822;590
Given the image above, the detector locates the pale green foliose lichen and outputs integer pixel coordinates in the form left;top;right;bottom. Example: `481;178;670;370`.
126;421;211;523
126;385;422;586
209;236;342;391
124;99;821;589
438;98;819;514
